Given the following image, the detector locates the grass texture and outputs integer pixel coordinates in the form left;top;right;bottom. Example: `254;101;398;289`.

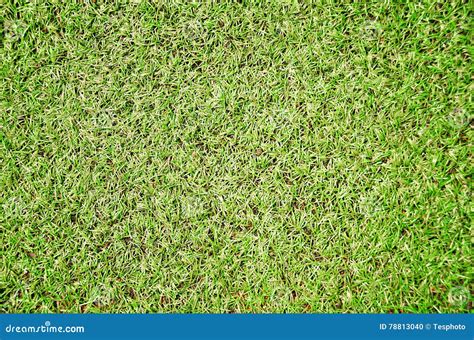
1;1;472;313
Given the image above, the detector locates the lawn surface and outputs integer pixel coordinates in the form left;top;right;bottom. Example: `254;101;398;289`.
1;1;472;313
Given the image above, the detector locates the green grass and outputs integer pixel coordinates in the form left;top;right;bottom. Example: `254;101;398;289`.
1;0;472;313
